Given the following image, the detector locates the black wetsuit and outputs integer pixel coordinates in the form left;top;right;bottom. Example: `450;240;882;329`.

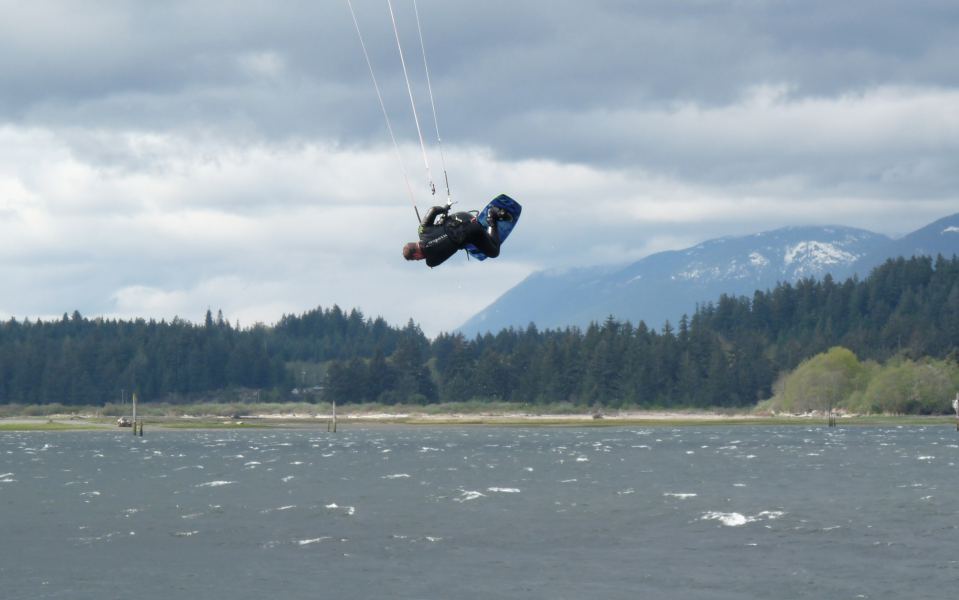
418;206;501;267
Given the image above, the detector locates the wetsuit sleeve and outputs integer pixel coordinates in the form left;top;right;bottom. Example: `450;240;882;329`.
482;219;501;258
422;205;449;226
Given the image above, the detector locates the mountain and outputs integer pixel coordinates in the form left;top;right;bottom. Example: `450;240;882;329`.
458;212;959;336
857;212;959;273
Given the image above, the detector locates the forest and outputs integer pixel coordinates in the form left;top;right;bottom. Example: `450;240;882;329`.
1;255;957;411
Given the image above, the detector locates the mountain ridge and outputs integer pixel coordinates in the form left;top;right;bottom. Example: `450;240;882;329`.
458;212;959;335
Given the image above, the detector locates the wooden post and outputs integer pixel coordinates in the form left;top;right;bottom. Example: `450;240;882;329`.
327;400;337;432
132;392;138;435
950;391;958;430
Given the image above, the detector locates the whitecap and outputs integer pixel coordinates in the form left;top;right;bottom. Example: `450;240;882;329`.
702;510;784;527
325;503;338;509
575;456;589;462
281;475;295;482
174;530;199;537
454;490;486;502
917;456;935;461
487;487;520;493
702;512;754;527
618;488;635;495
382;473;410;479
196;480;234;487
297;537;332;546
0;473;13;478
664;492;697;499
757;510;785;519
560;478;578;483
80;491;101;497
277;505;296;511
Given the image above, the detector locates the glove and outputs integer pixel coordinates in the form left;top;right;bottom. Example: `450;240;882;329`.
488;207;509;222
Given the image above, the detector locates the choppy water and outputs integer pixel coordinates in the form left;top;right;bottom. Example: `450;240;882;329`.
2;425;958;599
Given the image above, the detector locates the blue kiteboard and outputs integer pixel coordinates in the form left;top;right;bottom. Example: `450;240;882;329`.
466;194;522;260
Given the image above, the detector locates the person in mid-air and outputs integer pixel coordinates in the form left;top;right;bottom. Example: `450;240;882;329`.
403;204;511;267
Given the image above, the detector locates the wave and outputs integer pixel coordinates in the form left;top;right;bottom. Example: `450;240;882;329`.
454;490;486;502
702;510;785;527
297;536;333;546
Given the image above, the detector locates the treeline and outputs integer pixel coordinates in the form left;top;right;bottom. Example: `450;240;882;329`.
324;255;959;409
0;310;286;405
763;347;959;414
1;255;957;409
0;304;419;405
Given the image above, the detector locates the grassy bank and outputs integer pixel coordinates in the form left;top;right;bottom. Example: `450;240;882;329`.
0;400;590;419
1;401;956;431
0;421;102;431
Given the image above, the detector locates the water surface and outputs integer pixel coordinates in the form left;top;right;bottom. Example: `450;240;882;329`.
2;425;957;599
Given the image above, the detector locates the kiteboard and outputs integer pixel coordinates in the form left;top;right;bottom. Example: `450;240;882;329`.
466;194;522;260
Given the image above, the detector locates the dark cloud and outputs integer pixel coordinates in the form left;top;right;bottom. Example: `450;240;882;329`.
3;1;956;143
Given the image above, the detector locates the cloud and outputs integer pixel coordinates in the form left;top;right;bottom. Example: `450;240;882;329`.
1;1;957;334
3;112;955;335
0;125;538;333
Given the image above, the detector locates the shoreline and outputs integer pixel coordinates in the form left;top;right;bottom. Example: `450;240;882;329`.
1;410;956;431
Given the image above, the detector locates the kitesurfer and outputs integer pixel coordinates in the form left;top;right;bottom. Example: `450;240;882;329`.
403;205;511;267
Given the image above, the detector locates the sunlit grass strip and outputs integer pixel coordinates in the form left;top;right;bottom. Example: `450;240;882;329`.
0;422;101;431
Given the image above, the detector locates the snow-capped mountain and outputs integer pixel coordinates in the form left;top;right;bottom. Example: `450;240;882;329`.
457;212;959;336
664;227;884;285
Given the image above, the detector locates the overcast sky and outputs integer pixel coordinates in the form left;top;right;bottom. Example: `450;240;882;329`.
2;0;957;335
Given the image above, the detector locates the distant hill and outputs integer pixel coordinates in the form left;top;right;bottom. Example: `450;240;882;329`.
458;212;959;335
858;213;959;273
